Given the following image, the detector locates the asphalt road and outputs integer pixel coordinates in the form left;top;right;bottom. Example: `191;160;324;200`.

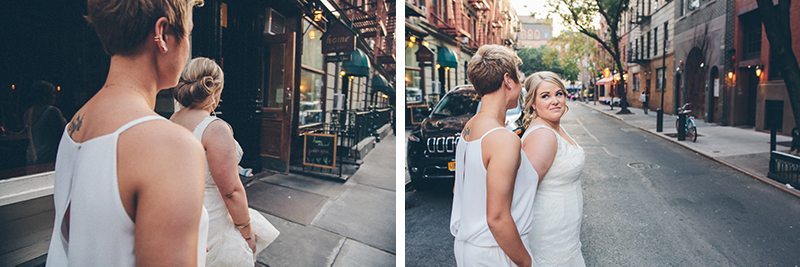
405;102;800;266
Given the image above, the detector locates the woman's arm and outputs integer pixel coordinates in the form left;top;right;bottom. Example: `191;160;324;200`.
522;129;558;184
126;123;206;266
203;120;255;251
483;130;531;267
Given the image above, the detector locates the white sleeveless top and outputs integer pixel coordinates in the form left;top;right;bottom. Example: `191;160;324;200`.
450;127;539;247
522;124;586;266
46;115;209;266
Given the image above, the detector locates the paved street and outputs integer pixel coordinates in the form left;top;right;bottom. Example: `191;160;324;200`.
405;103;800;266
247;135;397;267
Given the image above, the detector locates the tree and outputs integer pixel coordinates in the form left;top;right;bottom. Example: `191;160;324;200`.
755;0;800;141
548;31;600;81
549;0;633;114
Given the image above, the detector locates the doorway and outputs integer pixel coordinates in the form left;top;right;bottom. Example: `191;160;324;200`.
260;32;297;172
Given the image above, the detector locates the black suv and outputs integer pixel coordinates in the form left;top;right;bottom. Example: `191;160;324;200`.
406;85;526;186
407;87;480;186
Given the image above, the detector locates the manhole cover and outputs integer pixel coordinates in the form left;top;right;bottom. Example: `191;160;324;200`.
627;162;660;169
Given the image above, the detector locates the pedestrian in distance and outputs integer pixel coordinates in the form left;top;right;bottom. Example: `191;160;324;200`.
519;71;587;266
170;57;279;266
450;44;537;267
46;0;208;266
23;80;67;165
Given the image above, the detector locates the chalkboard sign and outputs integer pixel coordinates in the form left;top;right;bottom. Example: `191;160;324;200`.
303;133;337;169
408;104;429;125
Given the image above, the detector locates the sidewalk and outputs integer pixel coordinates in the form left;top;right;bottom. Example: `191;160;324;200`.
247;135;396;267
580;101;800;197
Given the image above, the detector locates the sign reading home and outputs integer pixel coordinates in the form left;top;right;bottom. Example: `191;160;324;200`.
303;133;337;169
416;46;434;62
322;22;356;54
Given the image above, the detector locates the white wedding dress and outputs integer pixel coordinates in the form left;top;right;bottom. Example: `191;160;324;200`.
193;116;279;266
522;124;586;267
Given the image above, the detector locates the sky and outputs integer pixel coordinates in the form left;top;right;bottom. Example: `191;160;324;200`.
510;0;567;37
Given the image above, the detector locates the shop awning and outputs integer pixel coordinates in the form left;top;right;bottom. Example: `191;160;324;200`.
342;50;370;77
372;74;394;95
596;77;613;85
437;46;458;68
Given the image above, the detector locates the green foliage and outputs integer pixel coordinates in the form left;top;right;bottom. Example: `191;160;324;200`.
517;32;597;81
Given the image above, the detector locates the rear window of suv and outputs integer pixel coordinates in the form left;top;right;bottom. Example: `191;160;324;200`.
430;91;480;117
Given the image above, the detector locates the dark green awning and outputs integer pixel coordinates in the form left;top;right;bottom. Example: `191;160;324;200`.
342;50;370;77
371;74;394;95
437;46;458;68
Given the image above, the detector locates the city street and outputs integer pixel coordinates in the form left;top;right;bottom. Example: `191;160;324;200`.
405;102;800;266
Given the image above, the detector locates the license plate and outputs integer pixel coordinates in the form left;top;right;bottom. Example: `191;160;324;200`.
448;161;456;171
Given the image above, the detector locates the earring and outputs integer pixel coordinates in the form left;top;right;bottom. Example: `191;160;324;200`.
154;35;168;53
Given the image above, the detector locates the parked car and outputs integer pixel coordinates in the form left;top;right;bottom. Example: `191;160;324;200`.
406;87;423;104
407;85;524;186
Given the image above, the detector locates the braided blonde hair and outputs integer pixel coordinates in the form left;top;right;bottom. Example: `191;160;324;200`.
521;71;569;129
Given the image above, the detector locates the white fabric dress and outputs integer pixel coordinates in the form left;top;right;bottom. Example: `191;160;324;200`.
450;127;538;266
193;116;279;266
522;124;586;267
46;115;208;266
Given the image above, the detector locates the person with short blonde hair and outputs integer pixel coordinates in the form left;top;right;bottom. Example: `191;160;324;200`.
519;71;587;266
450;44;535;267
47;0;207;266
466;45;524;96
171;57;279;266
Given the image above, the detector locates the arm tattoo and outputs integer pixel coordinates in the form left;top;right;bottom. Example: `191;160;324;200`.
67;115;83;136
463;127;471;138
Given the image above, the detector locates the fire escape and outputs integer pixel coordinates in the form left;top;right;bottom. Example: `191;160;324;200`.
466;0;490;48
337;0;396;83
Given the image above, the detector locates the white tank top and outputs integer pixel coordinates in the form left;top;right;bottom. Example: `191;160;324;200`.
450;127;539;247
46;115;209;266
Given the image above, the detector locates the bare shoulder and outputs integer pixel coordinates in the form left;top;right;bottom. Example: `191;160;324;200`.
203;119;234;139
201;119;236;150
123;120;202;151
119;120;205;177
523;126;557;147
482;129;521;154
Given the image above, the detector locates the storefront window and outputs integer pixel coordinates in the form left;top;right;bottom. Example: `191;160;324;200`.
300;20;324;126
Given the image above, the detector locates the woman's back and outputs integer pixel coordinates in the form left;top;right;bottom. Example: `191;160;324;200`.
47;113;209;266
450;125;538;247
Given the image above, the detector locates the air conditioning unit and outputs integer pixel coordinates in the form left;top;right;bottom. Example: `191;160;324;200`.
265;8;285;35
333;93;345;111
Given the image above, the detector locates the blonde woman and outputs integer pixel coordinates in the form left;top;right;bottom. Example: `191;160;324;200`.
450;45;537;267
171;57;278;266
519;71;586;266
47;0;207;266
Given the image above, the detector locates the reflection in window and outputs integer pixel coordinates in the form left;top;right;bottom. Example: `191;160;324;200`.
300;19;323;126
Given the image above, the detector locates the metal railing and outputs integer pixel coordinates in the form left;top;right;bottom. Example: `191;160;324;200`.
768;151;800;189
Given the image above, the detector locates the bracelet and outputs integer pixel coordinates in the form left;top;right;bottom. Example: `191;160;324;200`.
235;220;251;230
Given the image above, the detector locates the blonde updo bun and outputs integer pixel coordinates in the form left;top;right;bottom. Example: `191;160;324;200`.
173;57;224;109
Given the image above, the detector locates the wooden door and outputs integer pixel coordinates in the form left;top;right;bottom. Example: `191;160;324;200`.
260;32;296;172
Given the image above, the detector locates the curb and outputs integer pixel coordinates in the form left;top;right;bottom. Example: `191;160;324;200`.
580;102;800;198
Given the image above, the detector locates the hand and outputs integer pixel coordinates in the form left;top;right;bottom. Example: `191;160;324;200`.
238;224;256;254
245;234;256;254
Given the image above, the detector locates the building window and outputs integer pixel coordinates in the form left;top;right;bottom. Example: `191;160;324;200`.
688;0;699;11
299;19;324;126
534;30;541;39
654;27;658;56
656;68;666;91
664;22;669;51
742;13;762;60
680;0;686;16
645;32;650;58
633;73;640;91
